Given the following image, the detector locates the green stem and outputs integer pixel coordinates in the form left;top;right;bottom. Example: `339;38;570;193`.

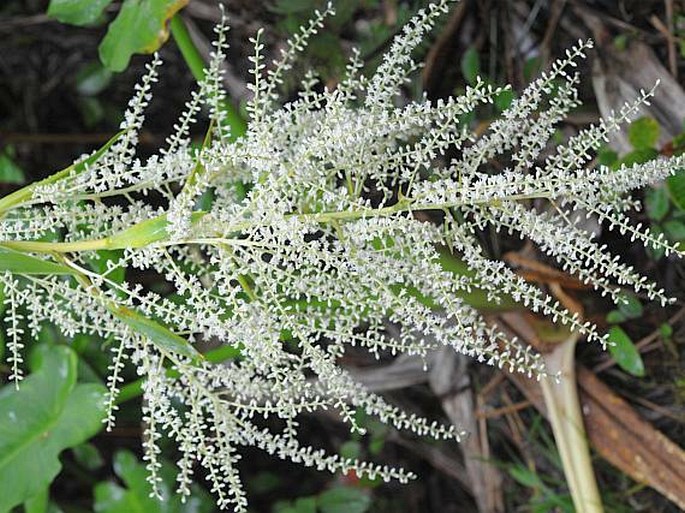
170;14;206;83
2;238;111;253
0;191;554;255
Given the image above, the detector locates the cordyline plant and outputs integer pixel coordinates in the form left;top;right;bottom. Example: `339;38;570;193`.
0;1;682;510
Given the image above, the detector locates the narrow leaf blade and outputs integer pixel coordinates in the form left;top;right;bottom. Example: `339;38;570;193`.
0;247;78;275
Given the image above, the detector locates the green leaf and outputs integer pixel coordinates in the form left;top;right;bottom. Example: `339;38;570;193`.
292;497;317;513
106;211;206;249
597;146;618;169
644;187;669;222
607;326;645;377
47;0;112;25
110;305;203;364
72;442;105;471
663;219;685;241
0;247;78;275
667;168;685;211
605;310;626;324
671;132;685;155
75;62;113;96
23;488;49;513
0;283;4;361
613;34;628;51
339;440;361;460
461;47;480;85
79;96;106;128
94;450;213;513
523;56;541;82
436;248;516;310
368;434;385;456
508;465;544;489
615;292;643;319
659;323;673;339
620;147;658;167
646;224;666;260
628;117;660;150
88;250;126;292
494;89;515;112
99;0;189;72
318;487;371;513
0;345;106;513
0;148;25;185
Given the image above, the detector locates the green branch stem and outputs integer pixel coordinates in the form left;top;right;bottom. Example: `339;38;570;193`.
0;192;553;255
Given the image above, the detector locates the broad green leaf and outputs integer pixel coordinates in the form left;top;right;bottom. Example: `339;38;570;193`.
99;0;189;72
667;169;685;211
644;187;669;222
94;450;213;513
461;47;480;85
0;247;78;275
607;326;645;377
309;31;346;76
274;500;294;513
0;345;106;513
318;487;371;513
23;488;49;513
274;497;317;513
110;305;202;364
47;0;112;25
628;117;660;150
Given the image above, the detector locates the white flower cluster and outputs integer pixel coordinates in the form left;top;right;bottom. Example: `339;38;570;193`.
0;1;682;510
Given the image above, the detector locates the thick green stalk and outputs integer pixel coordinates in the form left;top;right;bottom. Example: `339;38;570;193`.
540;334;604;513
